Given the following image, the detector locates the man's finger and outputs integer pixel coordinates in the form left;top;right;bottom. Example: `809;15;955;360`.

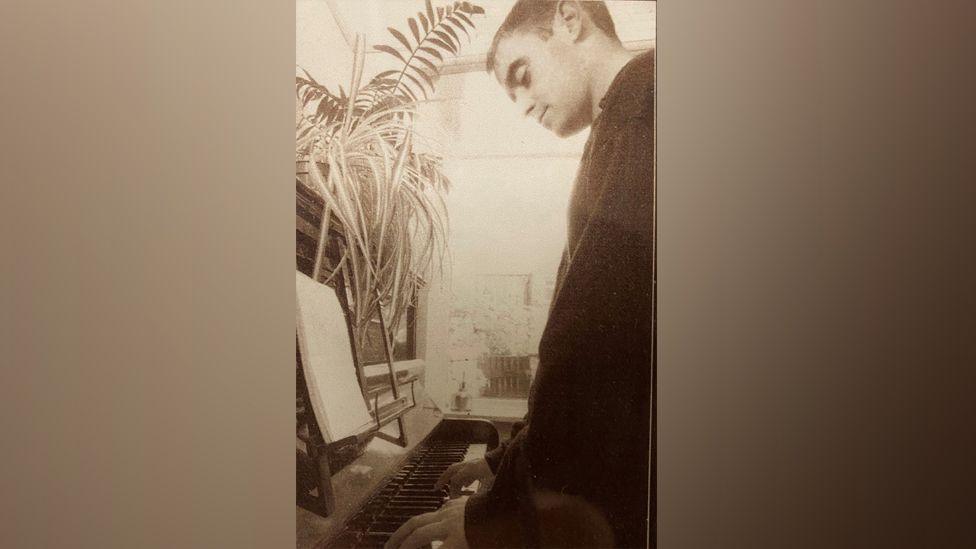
385;512;440;549
434;464;457;491
398;522;445;549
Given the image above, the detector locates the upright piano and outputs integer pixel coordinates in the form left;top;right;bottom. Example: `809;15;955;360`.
296;174;500;548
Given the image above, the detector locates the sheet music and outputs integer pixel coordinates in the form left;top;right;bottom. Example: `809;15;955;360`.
296;272;373;443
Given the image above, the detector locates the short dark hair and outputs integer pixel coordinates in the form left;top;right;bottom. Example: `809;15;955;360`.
486;0;621;74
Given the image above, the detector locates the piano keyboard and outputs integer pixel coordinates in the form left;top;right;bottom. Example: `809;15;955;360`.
329;442;488;548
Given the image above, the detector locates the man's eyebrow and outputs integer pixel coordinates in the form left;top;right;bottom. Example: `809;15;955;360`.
504;57;528;94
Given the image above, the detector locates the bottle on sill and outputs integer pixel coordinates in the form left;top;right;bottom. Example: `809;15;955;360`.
452;375;471;412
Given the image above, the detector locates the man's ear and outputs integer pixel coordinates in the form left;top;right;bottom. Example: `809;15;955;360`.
553;0;585;42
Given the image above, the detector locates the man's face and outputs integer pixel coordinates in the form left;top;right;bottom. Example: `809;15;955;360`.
492;30;592;138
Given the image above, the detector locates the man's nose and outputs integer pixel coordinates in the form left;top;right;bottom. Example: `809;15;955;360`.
513;91;535;118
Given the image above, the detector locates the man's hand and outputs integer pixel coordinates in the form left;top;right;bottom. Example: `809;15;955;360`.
384;496;468;549
434;458;493;499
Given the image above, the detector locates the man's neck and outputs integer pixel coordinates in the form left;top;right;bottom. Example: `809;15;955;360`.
585;44;636;120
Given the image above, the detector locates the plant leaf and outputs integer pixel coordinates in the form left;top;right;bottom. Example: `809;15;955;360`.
372;70;401;82
437;6;444;20
432;30;457;50
417;12;429;34
406;64;436;92
454;11;474;27
297;124;315;140
440;24;461;46
342;34;365;135
299;66;319;85
429;37;456;55
401;72;429;100
386;27;413;51
418;46;443;61
412;54;440;77
459;2;485;15
374;44;407;64
446;16;470;40
425;0;435;24
407;18;420;44
399;82;418;102
370;77;401;89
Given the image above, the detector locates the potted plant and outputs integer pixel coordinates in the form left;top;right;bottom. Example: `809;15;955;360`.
295;1;485;366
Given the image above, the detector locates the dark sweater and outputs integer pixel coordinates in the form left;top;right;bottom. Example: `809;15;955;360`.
465;50;655;548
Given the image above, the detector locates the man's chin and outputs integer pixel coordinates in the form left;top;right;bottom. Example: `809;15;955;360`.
551;123;588;138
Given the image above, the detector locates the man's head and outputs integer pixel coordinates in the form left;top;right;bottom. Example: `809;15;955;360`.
486;0;621;137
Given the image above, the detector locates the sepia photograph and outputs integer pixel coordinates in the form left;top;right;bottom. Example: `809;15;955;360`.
295;1;655;547
8;1;973;548
8;0;976;547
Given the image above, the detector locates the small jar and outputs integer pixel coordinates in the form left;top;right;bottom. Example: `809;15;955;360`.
453;382;472;412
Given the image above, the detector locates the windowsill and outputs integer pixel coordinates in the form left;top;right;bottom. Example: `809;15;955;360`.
362;359;424;377
441;397;528;422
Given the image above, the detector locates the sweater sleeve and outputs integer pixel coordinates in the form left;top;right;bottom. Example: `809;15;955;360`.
483;419;527;473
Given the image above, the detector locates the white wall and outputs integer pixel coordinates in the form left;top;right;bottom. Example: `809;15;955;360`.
296;0;351;90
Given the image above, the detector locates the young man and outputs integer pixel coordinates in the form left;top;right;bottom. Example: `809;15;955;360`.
386;1;654;547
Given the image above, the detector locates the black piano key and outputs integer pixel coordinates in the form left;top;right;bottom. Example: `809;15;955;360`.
391;492;443;500
356;533;391;548
381;504;442;513
396;491;444;497
366;521;406;535
381;500;442;509
390;500;445;507
398;487;440;494
399;485;440;492
389;493;444;500
387;499;443;507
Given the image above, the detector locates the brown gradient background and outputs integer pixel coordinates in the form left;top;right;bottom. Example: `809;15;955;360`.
1;1;973;548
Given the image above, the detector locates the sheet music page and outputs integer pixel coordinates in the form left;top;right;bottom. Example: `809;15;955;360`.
296;271;373;442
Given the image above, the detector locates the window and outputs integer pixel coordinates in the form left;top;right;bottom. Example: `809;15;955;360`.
359;299;418;366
